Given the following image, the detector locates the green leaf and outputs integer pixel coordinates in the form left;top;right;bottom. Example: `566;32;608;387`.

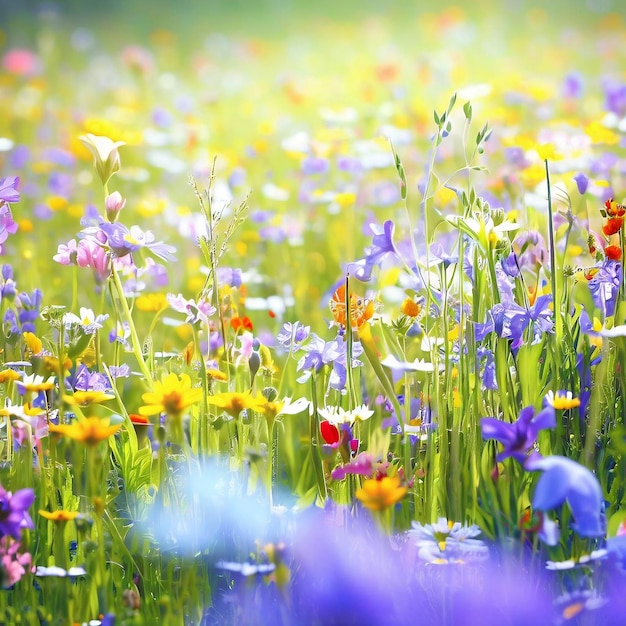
463;100;472;121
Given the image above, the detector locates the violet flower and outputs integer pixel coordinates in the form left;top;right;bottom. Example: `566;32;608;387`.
0;485;35;539
481;404;556;464
573;172;589;195
0;177;20;204
587;259;622;318
524;453;605;539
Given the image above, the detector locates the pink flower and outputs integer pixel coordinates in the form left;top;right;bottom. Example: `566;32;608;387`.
2;49;40;77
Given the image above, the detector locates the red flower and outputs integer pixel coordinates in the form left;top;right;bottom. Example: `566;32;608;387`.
604;245;622;261
602;216;624;236
230;316;253;331
320;420;339;445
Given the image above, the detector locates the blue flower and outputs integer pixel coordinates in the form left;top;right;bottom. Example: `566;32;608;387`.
524;453;606;539
481;405;556;463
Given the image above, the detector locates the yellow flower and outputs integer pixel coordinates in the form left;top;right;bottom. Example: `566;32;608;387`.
64;390;115;406
139;372;203;418
39;510;80;522
206;391;266;419
536;142;559;161
0;369;21;383
49;417;121;445
355;475;408;511
544;390;581;410
135;292;168;312
23;332;43;355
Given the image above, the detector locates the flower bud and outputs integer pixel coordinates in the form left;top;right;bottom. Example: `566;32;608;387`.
105;191;126;222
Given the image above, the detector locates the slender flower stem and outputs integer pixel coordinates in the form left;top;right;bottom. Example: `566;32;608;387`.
545;159;562;392
110;266;153;388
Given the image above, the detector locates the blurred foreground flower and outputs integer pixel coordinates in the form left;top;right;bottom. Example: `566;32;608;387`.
525;453;605;542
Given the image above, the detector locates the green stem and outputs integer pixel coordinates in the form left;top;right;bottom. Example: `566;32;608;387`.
110;266;153;388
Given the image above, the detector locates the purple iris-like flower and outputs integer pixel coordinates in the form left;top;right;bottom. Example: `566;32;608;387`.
587;260;622;318
354;219;400;282
502;294;554;348
0;177;20;204
66;364;111;392
477;346;497;390
524;453;605;539
501;253;520;279
573;172;589;195
481;404;556;464
0;485;35;539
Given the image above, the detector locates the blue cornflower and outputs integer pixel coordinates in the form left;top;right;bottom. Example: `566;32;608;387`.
524;453;606;540
481;404;556;464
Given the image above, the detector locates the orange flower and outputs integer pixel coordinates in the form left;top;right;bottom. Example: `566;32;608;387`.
605;245;622;261
400;298;421;318
329;285;375;330
231;316;253;331
355;475;408;511
49;417;121;445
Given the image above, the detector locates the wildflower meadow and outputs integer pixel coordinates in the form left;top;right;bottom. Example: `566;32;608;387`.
1;0;626;623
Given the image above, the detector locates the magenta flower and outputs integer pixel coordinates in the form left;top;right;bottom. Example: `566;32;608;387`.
0;486;35;539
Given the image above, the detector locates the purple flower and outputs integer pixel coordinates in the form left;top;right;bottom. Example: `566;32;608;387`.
0;177;20;204
277;321;310;351
524;453;605;539
301;156;329;175
503;294;554;348
0;485;35;539
562;71;585;99
573;172;589;195
481;404;556;463
0;204;18;246
216;267;242;289
330;452;375;481
354;219;400;281
99;223;176;261
66;364;111;392
587;260;622;318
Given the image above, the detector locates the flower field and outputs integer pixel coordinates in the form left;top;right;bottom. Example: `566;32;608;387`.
1;0;626;623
